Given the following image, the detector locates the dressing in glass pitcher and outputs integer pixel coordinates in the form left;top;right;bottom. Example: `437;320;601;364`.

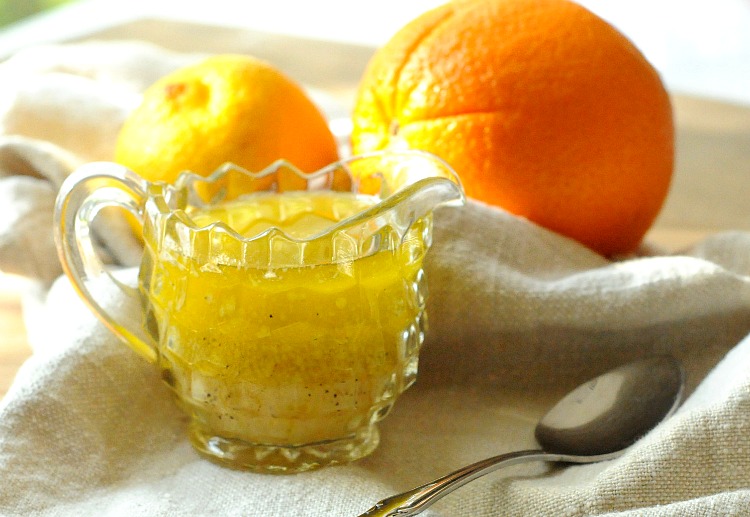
54;151;464;473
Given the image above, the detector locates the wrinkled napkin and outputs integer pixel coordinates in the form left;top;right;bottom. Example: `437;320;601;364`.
1;41;750;516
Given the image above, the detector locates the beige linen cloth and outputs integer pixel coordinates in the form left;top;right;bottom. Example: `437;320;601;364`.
1;41;750;516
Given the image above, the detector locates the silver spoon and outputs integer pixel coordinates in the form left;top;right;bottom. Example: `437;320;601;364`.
359;355;685;517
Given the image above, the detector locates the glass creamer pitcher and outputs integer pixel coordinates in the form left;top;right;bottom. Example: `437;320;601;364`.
54;150;464;473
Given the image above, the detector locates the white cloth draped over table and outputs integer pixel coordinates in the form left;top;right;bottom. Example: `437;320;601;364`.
1;41;749;516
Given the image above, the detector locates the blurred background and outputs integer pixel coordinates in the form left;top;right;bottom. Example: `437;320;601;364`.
0;0;75;29
0;0;749;106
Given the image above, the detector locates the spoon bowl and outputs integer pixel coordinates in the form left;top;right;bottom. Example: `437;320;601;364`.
359;355;685;517
536;355;684;456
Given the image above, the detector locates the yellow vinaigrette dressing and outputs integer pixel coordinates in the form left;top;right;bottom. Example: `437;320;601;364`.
139;190;430;469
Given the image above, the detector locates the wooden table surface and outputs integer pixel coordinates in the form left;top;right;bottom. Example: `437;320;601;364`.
1;22;749;400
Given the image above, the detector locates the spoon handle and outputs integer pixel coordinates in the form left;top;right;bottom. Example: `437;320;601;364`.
358;449;618;516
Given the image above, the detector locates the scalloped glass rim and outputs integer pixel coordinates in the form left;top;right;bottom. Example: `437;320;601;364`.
146;149;466;245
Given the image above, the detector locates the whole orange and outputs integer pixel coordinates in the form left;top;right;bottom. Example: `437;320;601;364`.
115;54;338;198
351;0;674;256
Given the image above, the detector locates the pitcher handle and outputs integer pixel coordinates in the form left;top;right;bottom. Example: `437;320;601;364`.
54;163;156;363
